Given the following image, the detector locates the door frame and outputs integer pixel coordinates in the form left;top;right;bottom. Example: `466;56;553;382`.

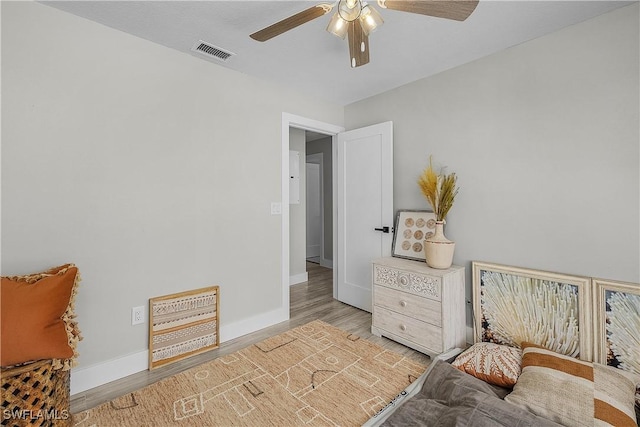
281;113;344;318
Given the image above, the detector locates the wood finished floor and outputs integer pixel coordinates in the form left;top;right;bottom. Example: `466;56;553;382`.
70;262;431;413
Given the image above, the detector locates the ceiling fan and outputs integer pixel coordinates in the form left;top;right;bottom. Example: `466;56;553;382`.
250;0;479;68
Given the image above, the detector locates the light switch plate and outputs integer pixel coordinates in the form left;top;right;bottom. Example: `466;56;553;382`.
271;202;282;215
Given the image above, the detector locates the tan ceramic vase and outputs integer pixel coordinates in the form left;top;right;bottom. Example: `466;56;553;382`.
424;220;455;269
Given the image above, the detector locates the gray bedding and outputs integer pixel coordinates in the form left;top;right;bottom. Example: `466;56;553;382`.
380;360;563;427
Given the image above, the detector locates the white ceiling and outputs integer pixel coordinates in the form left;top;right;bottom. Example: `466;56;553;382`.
44;1;633;106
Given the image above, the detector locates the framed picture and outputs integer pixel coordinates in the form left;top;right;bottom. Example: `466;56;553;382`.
391;210;437;261
472;262;592;360
149;286;219;369
593;279;640;376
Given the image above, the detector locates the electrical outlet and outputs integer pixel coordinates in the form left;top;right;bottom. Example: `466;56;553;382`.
132;306;145;325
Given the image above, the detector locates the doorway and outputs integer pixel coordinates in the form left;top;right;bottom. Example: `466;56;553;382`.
281;114;393;315
306;156;322;264
305;133;334;269
280;113;344;317
288;129;333;285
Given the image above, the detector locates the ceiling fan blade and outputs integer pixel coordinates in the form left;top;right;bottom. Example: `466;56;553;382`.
347;19;370;68
378;0;478;21
250;3;334;42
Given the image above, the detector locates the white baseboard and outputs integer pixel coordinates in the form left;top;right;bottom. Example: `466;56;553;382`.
320;258;333;269
219;307;288;343
70;350;148;396
71;307;288;396
306;246;320;258
289;272;308;286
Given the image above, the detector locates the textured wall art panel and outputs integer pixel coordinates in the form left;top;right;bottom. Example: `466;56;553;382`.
471;262;592;361
593;278;640;398
149;286;219;369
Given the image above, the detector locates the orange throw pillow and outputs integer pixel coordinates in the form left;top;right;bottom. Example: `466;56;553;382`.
452;342;522;387
1;266;78;366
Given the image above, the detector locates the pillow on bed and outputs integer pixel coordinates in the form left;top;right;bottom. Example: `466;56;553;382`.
452;342;522;387
505;342;639;427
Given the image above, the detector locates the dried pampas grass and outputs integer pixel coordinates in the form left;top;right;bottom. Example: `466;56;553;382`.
418;156;458;222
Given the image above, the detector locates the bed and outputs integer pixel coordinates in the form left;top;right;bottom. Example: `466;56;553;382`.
364;262;640;427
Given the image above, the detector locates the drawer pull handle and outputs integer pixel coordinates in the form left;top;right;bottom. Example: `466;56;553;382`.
399;300;407;308
399;324;407;331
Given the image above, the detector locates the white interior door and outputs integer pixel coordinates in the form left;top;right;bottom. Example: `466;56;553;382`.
336;122;393;312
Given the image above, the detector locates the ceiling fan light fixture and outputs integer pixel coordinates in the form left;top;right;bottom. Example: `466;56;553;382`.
250;0;479;68
359;4;383;36
338;0;362;22
326;12;349;39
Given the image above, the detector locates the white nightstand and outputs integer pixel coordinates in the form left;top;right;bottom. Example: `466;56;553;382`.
371;257;466;358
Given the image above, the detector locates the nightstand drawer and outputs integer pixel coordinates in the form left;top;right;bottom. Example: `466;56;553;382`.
373;306;443;354
373;285;441;327
373;264;441;301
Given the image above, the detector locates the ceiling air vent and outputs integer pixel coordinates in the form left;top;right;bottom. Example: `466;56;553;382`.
191;40;235;62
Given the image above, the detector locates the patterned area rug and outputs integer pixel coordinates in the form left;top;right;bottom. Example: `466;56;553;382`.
73;320;427;426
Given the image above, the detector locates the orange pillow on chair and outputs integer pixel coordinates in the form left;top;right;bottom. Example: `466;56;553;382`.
1;266;79;366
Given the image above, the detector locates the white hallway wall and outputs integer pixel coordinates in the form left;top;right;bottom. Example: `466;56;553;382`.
345;3;640;322
289;127;308;283
1;2;343;392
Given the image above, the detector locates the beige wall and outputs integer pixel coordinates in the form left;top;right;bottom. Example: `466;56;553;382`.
345;2;640;317
1;1;343;376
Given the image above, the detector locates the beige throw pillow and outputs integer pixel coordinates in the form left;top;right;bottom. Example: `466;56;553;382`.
505;342;638;427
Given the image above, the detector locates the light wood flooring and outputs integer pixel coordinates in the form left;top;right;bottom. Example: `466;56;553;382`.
70;262;431;413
